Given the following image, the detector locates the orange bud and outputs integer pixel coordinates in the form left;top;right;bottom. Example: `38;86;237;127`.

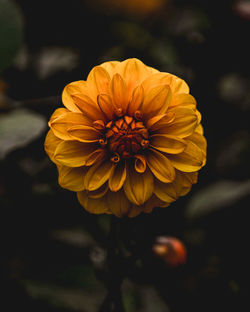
152;236;187;267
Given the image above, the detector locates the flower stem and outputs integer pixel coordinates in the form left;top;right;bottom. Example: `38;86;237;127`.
99;216;125;312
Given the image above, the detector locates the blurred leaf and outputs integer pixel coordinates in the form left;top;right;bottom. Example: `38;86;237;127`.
150;40;179;67
186;180;250;219
168;7;210;37
0;108;47;159
123;280;170;312
24;280;105;312
59;264;104;290
0;0;24;72
215;131;250;177
51;228;96;248
114;21;152;49
35;47;80;80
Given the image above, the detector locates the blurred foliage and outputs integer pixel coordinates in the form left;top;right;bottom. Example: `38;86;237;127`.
0;0;23;72
1;0;250;311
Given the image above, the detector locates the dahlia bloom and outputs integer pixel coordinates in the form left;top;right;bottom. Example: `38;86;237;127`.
45;58;206;217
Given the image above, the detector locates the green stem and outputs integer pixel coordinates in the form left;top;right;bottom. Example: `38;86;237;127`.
99;216;125;312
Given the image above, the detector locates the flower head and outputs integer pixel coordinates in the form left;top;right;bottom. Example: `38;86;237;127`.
45;58;206;217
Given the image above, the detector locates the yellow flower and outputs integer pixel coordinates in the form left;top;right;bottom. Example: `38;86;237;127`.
44;58;206;217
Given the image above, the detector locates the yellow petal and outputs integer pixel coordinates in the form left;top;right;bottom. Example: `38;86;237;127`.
54;141;97;167
48;108;69;126
87;183;109;199
87;66;111;101
84;160;115;191
127;85;144;116
161;106;198;138
57;165;87;191
100;61;120;77
183;171;198;185
153;170;194;203
170;93;196;109
168;141;204;172
134;154;147;173
150;134;187;154
115;58;150;99
146;148;175;183
77;191;112;214
106;190;131;217
154;179;177;203
142;85;172;120
142;72;189;94
97;94;115;120
109;161;126;191
127;205;144;218
146;113;175;131
50;111;92;140
67;125;102;142
110;73;129;114
143;195;169;213
62;81;89;112
85;148;107;166
124;166;154;205
195;124;204;135
187;132;207;162
44;129;62;164
71;93;106;121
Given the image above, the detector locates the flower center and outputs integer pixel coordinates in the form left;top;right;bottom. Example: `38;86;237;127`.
105;116;149;161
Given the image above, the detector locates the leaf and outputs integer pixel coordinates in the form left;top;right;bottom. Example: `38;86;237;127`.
186;180;250;219
0;109;47;159
0;0;24;72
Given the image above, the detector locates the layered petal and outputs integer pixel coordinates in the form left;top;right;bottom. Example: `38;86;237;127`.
143;195;169;214
88;183;109;199
87;66;111;101
100;61;120;77
48;108;69;125
135;154;147;173
154;171;194;203
54;141;99;167
57;165;87;191
115;58;152;99
71;93;106;121
187;131;207;163
150;134;187;154
50;111;92;140
109;161;127;191
142;85;172;120
77;191;112;214
127;85;144;116
124;166;154;205
62;81;89;112
170;93;197;109
44;129;62;164
84;159;115;191
142;72;189;94
106;190;131;217
158;106;198;138
97;94;115;120
146;148;175;183
168;141;204;172
110;73;129;115
67;125;102;142
146;113;175;131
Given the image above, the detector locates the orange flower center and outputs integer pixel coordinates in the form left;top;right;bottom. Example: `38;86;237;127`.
105;116;149;161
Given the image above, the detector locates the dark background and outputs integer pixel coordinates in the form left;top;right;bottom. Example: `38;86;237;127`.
1;0;250;311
